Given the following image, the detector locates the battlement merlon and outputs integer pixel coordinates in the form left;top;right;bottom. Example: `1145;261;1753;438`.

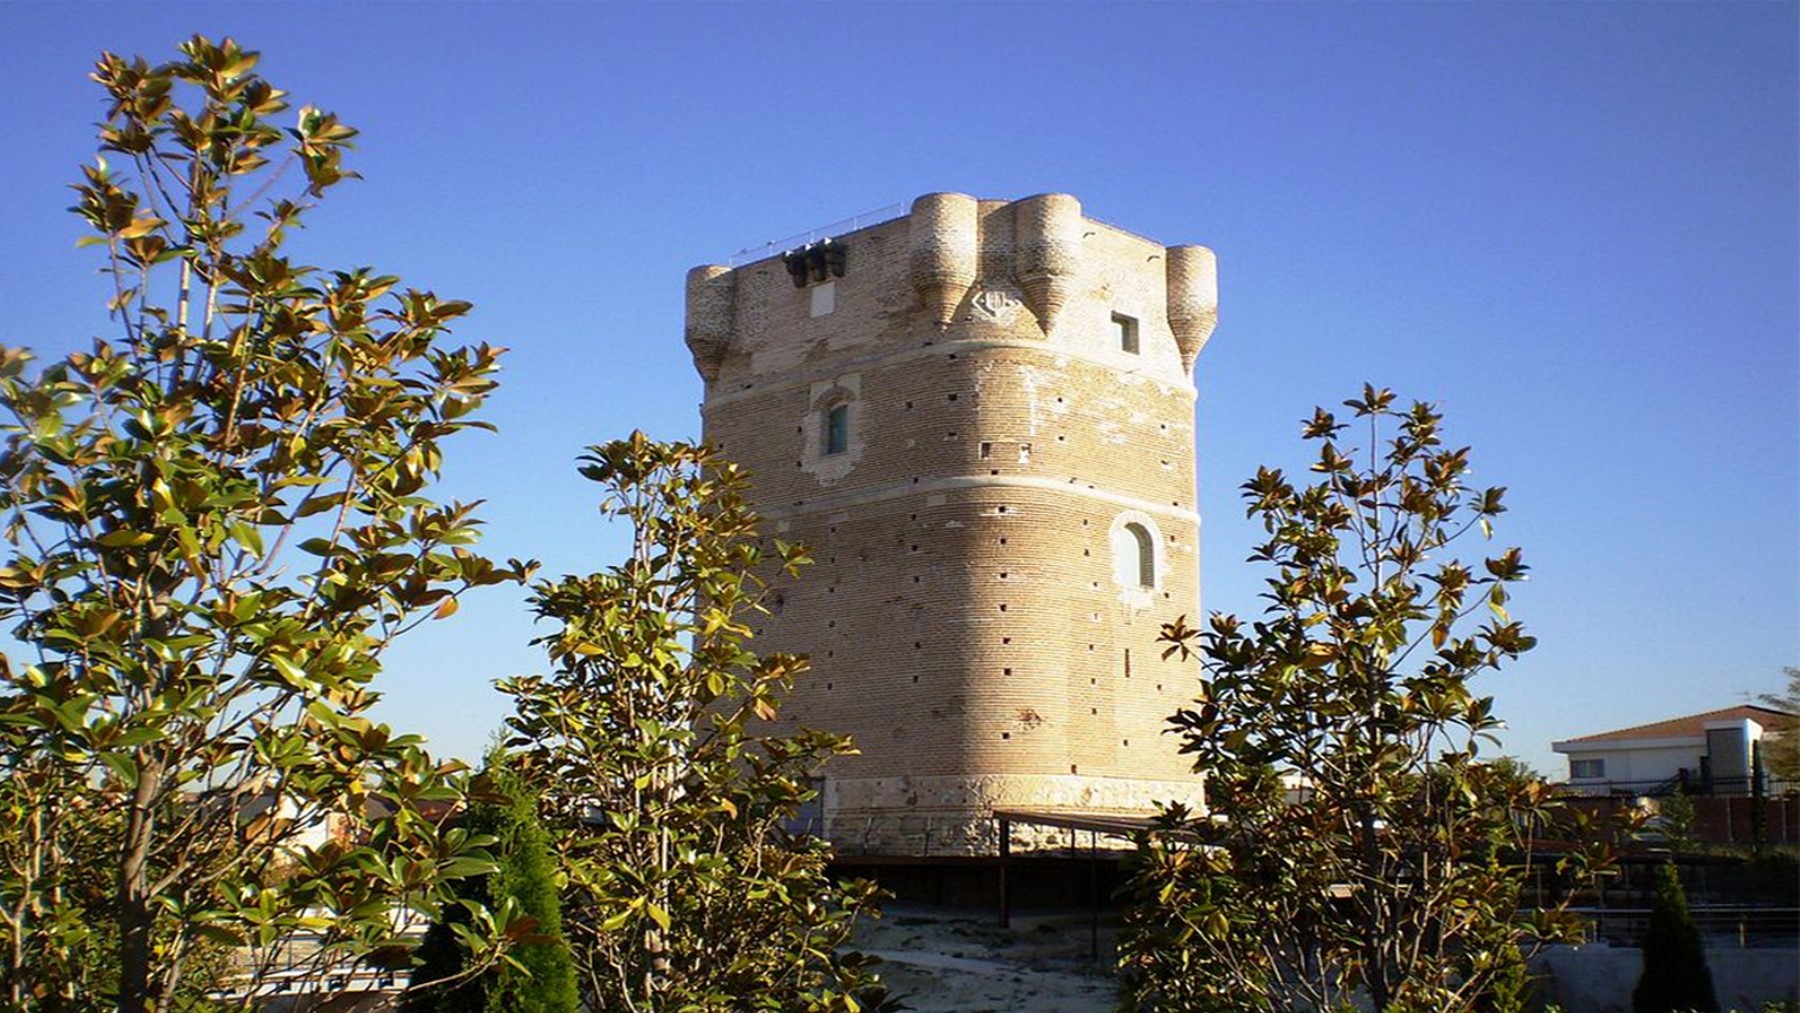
682;193;1218;388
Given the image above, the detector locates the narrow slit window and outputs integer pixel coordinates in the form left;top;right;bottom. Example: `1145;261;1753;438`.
824;403;849;455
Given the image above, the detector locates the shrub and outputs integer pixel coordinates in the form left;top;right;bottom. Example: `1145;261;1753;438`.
1632;863;1718;1013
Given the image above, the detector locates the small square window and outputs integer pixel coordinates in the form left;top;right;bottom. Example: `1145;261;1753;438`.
1113;312;1139;354
1570;758;1605;780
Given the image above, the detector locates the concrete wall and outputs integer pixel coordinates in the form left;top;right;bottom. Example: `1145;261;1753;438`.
1563;742;1707;785
1533;943;1799;1012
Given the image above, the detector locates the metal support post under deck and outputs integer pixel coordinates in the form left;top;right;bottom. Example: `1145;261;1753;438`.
997;816;1012;928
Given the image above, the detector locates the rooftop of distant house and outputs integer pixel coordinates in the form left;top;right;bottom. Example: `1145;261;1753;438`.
1556;704;1793;746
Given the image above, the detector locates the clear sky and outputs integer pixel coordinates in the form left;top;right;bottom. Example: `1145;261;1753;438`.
1;3;1795;777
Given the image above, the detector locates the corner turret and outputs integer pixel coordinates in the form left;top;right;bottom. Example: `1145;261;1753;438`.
1165;245;1218;372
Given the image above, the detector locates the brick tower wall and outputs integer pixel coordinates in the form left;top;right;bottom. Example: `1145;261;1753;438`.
685;194;1218;855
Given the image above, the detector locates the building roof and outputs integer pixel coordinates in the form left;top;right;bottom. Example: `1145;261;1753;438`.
1558;704;1792;745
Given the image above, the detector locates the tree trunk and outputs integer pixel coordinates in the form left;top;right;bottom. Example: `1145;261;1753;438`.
1359;810;1391;1010
117;758;163;1013
6;929;23;1013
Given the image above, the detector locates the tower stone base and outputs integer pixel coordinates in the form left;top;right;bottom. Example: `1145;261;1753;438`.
823;774;1203;856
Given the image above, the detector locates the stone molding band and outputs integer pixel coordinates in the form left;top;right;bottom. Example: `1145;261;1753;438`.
762;473;1202;528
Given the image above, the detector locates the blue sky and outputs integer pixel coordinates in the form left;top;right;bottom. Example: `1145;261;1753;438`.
1;3;1794;777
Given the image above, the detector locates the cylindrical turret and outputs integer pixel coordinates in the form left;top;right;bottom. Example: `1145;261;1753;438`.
684;264;736;383
1012;193;1083;335
1165;245;1218;372
908;193;979;329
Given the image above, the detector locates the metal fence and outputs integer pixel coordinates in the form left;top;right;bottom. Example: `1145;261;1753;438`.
209;923;423;1003
1556;774;1798;799
1566;905;1800;949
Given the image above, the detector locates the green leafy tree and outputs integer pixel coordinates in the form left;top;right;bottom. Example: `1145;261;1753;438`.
1658;787;1699;852
1756;667;1799;783
1632;863;1718;1013
0;37;531;1011
498;434;891;1013
1120;387;1617;1013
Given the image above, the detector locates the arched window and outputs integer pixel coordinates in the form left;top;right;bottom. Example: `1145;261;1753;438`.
1111;516;1158;590
1125;522;1154;587
823;403;849;455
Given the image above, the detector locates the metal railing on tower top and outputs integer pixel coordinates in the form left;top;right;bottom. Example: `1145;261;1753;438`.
726;202;907;267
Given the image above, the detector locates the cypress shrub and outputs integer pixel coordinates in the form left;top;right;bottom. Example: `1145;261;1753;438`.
405;755;576;1013
467;760;578;1013
1631;863;1718;1013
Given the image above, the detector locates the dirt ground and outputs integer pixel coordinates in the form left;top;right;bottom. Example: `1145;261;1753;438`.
853;903;1123;1013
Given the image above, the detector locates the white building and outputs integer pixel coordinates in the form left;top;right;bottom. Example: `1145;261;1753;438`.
1551;705;1787;795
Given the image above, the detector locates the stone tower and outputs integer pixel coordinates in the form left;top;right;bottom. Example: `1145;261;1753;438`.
684;193;1217;855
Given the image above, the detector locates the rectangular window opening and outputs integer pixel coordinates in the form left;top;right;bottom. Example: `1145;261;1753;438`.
1114;312;1139;354
824;404;849;455
1570;758;1605;780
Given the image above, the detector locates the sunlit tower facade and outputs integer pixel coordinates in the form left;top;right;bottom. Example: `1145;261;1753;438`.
684;193;1217;854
